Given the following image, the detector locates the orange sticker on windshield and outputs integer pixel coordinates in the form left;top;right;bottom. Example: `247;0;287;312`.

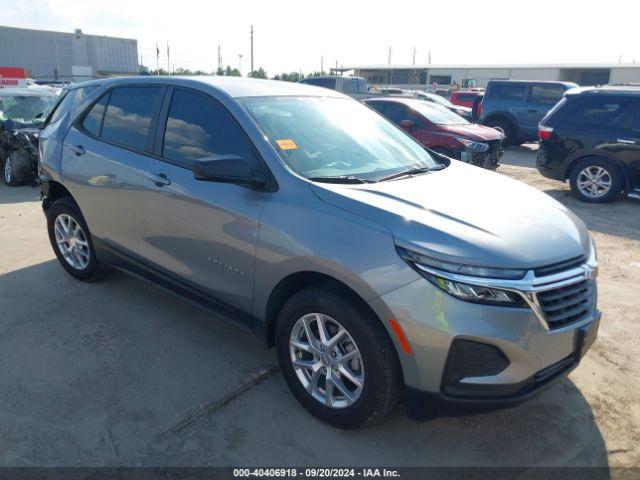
276;139;298;150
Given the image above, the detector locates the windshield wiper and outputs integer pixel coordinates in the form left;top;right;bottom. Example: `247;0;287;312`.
377;164;445;182
308;175;373;184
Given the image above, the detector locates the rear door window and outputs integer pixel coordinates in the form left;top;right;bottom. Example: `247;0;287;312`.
161;88;256;166
563;99;629;127
490;84;525;100
100;86;163;151
529;84;566;105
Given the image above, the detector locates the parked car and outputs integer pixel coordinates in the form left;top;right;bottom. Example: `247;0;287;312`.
450;90;484;108
479;80;578;147
365;97;504;169
0;87;58;185
299;75;369;99
415;91;473;121
537;85;640;202
40;76;600;428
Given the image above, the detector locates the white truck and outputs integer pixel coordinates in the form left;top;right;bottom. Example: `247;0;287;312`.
299;75;371;99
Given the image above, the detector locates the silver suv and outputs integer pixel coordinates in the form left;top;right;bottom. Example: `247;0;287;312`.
39;77;600;428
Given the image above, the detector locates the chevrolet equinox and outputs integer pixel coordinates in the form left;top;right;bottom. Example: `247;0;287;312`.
39;77;600;428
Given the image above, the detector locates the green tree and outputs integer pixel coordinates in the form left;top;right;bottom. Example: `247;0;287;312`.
251;67;267;79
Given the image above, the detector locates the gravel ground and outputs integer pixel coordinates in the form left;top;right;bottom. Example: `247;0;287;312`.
0;147;638;469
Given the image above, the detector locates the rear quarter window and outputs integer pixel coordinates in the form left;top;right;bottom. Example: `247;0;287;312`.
529;84;566;105
562;99;628;128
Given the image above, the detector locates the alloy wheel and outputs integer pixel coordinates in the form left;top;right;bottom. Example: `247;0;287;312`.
577;166;612;199
54;213;90;270
4;157;12;184
289;313;364;409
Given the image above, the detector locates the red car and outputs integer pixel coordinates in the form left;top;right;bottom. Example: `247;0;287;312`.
364;97;504;169
449;90;484;108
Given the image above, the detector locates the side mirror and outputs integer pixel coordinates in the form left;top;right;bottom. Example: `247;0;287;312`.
192;155;267;188
400;119;416;132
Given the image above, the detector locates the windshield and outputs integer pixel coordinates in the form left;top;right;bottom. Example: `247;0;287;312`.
0;94;58;126
426;94;454;108
412;101;469;125
240;96;438;181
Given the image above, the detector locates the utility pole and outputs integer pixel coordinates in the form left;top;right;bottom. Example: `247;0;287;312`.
218;45;222;71
429;49;432;65
238;54;243;75
412;47;416;65
321;56;324;73
167;42;170;75
249;25;254;77
387;46;392;65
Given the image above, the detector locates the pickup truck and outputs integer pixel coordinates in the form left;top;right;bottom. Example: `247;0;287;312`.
478;80;578;147
299;75;370;99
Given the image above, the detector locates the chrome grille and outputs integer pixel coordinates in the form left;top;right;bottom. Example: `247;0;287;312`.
535;279;595;330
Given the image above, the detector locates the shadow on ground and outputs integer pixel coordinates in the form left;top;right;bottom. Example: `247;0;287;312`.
0;260;610;469
0;183;40;205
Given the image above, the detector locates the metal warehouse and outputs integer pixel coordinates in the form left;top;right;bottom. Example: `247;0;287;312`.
343;63;640;89
0;25;139;81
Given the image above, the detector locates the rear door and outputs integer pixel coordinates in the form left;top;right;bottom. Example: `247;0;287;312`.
142;87;267;313
609;101;640;188
61;85;165;261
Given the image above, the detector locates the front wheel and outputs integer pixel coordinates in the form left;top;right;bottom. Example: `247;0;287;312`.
3;153;22;186
276;285;403;429
486;119;515;148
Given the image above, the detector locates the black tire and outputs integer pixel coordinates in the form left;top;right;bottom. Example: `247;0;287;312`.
569;157;624;203
46;197;108;281
2;152;22;186
485;118;516;147
276;284;403;429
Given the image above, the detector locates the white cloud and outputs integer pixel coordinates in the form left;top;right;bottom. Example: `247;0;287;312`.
1;0;639;76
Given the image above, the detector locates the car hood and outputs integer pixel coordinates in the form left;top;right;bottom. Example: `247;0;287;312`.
310;161;589;269
437;122;503;141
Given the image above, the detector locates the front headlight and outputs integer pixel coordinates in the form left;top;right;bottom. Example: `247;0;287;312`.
396;246;526;307
455;137;489;152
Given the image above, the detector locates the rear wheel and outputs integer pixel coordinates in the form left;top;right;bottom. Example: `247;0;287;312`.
276;285;402;429
46;197;108;281
569;157;624;203
485;118;515;147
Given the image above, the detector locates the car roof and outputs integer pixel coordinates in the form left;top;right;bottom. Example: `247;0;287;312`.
365;96;435;108
487;79;578;87
566;85;640;96
95;75;347;99
0;87;57;97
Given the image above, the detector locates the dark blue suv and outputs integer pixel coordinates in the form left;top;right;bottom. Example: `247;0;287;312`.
479;80;578;146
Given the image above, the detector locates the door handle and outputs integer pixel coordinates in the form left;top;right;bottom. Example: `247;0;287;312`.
145;172;171;187
527;109;539;113
69;144;86;156
616;138;637;145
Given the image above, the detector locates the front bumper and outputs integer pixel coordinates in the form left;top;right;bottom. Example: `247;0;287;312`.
405;312;599;418
376;267;600;417
460;142;504;169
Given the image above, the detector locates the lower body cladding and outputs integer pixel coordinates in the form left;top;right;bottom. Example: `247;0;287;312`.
373;277;600;418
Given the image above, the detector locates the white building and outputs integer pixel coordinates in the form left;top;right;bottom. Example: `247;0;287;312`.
341;63;640;90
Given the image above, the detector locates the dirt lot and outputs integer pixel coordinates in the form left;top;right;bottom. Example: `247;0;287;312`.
0;147;639;468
